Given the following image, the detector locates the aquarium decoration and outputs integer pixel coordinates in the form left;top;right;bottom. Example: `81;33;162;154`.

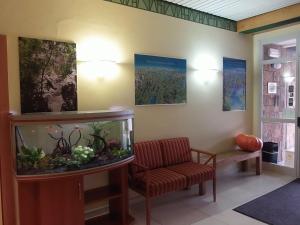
135;54;187;105
14;119;133;176
18;37;77;113
48;125;82;156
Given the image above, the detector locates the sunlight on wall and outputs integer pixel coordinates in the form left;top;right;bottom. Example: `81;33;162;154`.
77;37;121;80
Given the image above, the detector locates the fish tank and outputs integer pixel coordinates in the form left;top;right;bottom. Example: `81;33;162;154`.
10;110;134;178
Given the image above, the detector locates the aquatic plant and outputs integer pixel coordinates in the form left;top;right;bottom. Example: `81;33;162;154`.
72;146;95;164
38;155;53;169
88;122;110;153
111;148;130;158
17;145;45;170
50;156;81;169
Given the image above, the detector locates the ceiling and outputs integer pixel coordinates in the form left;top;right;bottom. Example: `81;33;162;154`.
165;0;300;21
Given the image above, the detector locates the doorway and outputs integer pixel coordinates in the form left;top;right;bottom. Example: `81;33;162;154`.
260;38;298;173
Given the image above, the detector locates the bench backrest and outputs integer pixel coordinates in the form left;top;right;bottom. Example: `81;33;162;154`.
134;140;164;170
159;137;192;166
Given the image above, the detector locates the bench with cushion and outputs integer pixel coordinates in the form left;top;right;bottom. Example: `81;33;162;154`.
129;137;216;225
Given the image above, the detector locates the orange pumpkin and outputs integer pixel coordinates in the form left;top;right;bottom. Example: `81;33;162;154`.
236;133;263;152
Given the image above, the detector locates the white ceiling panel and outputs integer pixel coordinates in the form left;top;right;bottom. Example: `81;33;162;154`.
165;0;300;21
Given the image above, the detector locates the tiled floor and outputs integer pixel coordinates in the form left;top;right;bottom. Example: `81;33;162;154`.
130;170;294;225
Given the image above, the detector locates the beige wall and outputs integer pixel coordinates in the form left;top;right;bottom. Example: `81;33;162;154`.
0;0;253;199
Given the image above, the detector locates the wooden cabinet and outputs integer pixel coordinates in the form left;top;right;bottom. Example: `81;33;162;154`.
17;158;134;225
19;177;84;225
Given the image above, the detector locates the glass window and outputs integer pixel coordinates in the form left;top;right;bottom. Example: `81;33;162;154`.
262;62;296;119
263;39;296;61
262;122;295;168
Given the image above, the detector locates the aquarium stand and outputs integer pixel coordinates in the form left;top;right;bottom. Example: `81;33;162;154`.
85;163;134;225
17;157;135;225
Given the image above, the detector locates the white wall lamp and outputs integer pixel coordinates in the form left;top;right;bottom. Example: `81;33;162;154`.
77;59;119;80
191;53;221;84
77;37;121;80
192;68;220;85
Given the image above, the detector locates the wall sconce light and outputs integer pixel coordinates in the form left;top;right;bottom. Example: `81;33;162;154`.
193;68;220;84
77;59;119;80
77;37;122;80
191;53;220;84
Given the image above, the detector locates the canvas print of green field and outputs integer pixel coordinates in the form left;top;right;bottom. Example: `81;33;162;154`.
135;54;186;105
19;37;77;113
223;57;246;111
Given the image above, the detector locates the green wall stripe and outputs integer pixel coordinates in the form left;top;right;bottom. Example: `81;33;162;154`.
105;0;237;32
241;16;300;34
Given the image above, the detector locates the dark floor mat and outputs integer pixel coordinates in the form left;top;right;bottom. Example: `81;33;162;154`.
234;179;300;225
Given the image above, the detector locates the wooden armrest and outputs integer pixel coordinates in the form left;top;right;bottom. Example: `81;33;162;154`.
191;148;216;157
130;162;151;191
191;148;216;169
131;162;149;171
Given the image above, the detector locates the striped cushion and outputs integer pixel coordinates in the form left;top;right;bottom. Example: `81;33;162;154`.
167;162;214;186
134;140;164;170
135;168;187;197
160;137;192;166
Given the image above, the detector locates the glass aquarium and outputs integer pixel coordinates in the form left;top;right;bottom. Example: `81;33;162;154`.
10;110;134;177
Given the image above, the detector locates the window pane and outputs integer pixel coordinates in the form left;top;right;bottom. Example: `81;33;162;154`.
263;39;296;60
262;122;295;168
262;61;296;119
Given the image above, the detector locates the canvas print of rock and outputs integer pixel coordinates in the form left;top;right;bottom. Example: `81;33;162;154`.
135;54;186;105
19;37;77;113
223;57;246;111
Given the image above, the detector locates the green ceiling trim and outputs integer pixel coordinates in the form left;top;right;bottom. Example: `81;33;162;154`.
241;16;300;34
105;0;237;32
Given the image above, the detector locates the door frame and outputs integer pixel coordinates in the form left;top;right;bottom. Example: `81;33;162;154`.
0;35;16;225
258;33;300;176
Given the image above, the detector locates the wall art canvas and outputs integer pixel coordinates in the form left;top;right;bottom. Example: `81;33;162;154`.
19;37;77;113
223;57;246;111
135;54;186;105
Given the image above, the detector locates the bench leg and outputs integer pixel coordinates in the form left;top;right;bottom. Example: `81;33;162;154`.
213;176;216;202
256;156;261;175
240;160;248;172
199;182;206;196
146;197;151;225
